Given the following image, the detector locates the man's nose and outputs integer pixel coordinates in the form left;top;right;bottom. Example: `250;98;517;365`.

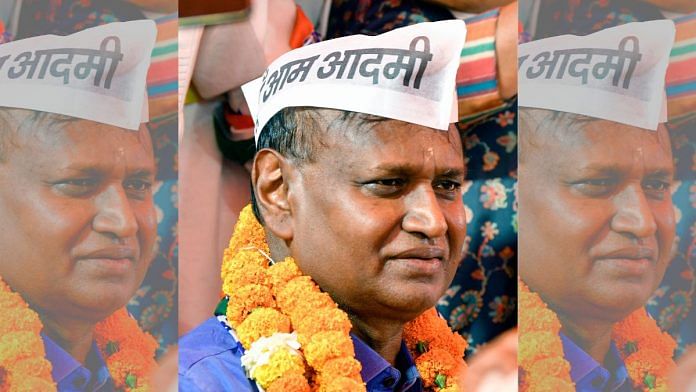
610;184;658;240
402;185;448;239
93;185;138;239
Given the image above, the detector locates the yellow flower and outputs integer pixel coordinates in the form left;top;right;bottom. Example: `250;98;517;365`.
0;332;45;363
252;347;306;389
236;308;292;349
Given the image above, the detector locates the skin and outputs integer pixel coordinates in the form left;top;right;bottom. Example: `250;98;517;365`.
519;118;675;363
0;117;157;363
253;111;467;363
671;348;696;392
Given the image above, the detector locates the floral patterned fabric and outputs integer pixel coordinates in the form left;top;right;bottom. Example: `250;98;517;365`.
16;0;144;39
533;0;663;39
326;0;453;38
438;98;518;355
647;119;696;357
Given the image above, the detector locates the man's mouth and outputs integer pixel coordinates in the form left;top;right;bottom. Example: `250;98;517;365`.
594;247;657;276
389;247;446;275
75;247;138;274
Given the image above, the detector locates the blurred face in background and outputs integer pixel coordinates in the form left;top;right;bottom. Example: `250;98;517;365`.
0;111;157;323
519;112;675;324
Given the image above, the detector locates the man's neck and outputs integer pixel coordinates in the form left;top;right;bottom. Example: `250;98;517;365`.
349;315;405;365
39;313;96;364
557;313;614;365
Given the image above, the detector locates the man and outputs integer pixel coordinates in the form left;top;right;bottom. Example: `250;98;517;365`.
178;21;471;391
517;20;678;391
0;21;160;391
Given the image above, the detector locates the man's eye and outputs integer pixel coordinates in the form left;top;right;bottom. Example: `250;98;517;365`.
64;178;97;187
582;178;614;187
643;180;669;191
372;179;406;187
572;178;616;197
125;179;153;193
54;178;99;195
643;179;670;199
435;180;461;192
363;178;406;196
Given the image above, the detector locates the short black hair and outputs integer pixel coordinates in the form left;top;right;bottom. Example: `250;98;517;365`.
0;108;78;162
518;108;596;164
250;107;387;224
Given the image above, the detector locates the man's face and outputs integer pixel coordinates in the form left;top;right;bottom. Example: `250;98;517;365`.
519;118;675;323
0;118;157;323
287;116;467;322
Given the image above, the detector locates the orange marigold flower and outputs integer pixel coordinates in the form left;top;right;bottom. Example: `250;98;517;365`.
222;261;269;296
227;205;269;254
227;284;276;327
277;277;333;317
0;332;46;363
526;376;575;392
236;308;292;349
527;357;571;379
318;376;366;392
12;357;53;379
103;348;155;390
519;305;560;334
613;309;676;360
0;308;43;336
94;309;159;358
267;258;303;296
403;308;467;360
267;372;311;392
5;377;56;392
304;331;355;370
294;307;352;346
624;348;673;387
519;331;564;368
414;348;458;388
316;357;362;385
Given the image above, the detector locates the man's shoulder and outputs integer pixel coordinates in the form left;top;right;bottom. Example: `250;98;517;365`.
178;317;256;391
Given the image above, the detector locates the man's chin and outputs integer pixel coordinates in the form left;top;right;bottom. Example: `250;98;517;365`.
379;283;445;319
576;287;654;322
66;286;137;320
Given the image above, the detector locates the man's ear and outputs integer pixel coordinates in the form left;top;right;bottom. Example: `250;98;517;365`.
252;148;294;241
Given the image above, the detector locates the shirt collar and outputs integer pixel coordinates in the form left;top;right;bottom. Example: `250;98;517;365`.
41;333;112;390
351;333;422;391
560;333;629;391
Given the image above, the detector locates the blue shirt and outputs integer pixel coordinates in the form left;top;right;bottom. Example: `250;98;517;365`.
41;334;114;392
560;333;632;392
178;317;424;391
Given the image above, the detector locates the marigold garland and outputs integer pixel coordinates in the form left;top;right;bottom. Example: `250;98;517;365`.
519;279;676;392
221;204;468;391
0;276;158;391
